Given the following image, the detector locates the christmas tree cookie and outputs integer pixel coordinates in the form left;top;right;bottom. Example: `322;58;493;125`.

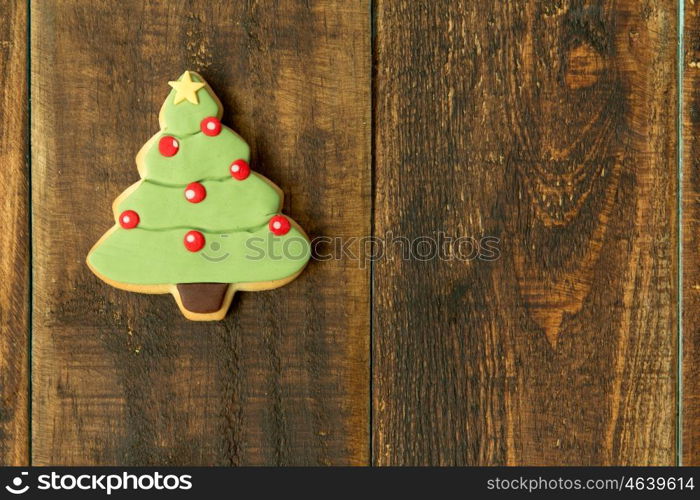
87;71;311;320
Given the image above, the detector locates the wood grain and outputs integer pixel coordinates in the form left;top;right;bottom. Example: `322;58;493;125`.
0;0;28;466
374;0;678;465
31;0;370;465
683;0;700;467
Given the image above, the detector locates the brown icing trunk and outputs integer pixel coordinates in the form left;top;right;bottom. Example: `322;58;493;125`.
176;283;229;313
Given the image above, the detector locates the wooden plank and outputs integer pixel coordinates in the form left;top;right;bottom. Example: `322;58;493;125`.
0;0;28;466
683;0;700;467
374;0;678;465
31;1;370;465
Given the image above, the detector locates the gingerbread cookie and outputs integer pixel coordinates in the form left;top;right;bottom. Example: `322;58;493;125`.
87;71;310;320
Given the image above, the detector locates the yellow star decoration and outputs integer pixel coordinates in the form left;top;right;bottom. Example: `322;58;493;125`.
168;71;206;105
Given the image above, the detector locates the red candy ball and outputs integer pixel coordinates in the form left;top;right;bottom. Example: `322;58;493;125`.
184;230;205;252
201;117;222;136
230;159;250;180
119;210;140;229
269;215;291;236
158;136;180;157
184;182;206;203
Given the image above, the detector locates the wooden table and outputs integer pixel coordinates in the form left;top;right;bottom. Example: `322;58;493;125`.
0;0;697;466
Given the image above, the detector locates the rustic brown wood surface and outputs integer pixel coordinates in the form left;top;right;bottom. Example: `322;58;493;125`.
0;0;29;466
3;0;695;465
373;0;678;465
684;0;700;467
31;0;370;465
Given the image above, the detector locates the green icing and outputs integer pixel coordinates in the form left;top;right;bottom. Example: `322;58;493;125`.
143;127;250;184
88;225;310;285
89;70;310;288
161;72;220;136
117;174;281;232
